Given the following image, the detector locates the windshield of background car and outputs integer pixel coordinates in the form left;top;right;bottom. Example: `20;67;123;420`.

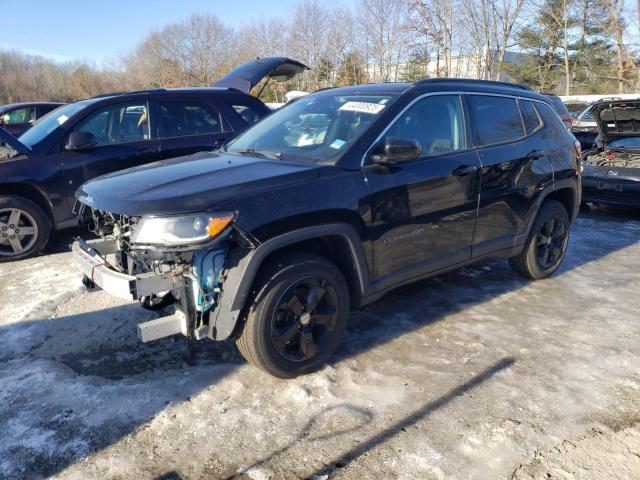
577;105;594;121
19;99;96;148
226;92;398;163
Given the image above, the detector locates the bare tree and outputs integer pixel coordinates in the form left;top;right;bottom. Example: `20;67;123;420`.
601;0;627;92
358;0;412;82
125;13;235;88
491;0;528;80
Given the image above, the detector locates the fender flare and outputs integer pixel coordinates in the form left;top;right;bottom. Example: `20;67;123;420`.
521;178;580;242
209;223;372;340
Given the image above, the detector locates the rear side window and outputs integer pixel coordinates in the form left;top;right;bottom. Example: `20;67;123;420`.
158;99;229;138
467;95;524;146
519;100;543;134
229;101;266;125
37;104;60;118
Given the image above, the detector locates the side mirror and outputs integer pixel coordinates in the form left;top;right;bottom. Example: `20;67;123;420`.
66;131;97;151
370;136;422;165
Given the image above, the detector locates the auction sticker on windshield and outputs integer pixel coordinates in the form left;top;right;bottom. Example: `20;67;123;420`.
57;115;69;125
338;101;386;114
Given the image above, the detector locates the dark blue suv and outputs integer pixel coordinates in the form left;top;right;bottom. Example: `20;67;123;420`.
0;58;307;261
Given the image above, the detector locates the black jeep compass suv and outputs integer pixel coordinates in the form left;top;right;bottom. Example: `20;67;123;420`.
72;79;581;378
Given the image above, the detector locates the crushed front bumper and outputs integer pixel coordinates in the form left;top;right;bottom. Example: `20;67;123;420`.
72;238;177;301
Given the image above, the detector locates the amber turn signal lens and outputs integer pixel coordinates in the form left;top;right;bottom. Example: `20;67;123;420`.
206;214;235;238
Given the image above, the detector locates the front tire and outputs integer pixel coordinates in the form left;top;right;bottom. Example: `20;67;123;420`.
236;253;350;378
509;199;570;279
0;196;51;262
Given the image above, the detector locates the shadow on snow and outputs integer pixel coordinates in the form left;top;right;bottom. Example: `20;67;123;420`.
0;206;638;477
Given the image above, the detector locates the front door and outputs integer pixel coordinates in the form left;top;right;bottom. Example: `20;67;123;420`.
156;98;233;159
2;106;36;137
364;94;481;289
61;101;161;209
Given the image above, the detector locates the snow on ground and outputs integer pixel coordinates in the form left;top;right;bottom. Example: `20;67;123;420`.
0;207;639;479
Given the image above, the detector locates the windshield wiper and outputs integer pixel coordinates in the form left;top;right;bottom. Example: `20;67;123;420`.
233;148;284;160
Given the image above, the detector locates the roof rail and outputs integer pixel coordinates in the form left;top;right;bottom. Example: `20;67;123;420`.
91;88;168;99
415;78;532;91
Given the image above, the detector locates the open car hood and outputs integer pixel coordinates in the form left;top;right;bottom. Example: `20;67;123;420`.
0;126;30;156
592;99;640;143
212;57;309;94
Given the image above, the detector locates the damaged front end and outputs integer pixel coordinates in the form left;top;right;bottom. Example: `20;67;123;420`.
584;149;640;169
72;204;257;343
581;99;640;206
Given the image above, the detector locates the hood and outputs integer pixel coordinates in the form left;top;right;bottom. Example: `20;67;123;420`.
0;126;30;156
76;151;321;216
212;57;309;94
592;99;640;143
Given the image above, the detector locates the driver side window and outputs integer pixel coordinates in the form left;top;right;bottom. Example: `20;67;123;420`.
386;95;466;157
75;103;150;147
3;107;36;125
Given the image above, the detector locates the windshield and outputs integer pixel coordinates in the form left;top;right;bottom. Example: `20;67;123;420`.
577;105;594;121
226;92;398;163
607;137;640;149
19;99;95;148
566;103;587;117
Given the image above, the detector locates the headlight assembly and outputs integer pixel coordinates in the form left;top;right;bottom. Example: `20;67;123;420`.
131;212;235;247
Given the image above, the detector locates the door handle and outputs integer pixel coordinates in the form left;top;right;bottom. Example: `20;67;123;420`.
527;150;545;160
452;164;478;176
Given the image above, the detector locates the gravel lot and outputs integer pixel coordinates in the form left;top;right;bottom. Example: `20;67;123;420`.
1;206;639;480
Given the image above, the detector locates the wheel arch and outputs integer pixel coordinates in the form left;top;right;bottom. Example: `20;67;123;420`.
544;181;579;221
209;223;372;341
0;183;54;225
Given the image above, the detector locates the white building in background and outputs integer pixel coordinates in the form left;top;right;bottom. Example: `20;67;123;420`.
366;50;528;83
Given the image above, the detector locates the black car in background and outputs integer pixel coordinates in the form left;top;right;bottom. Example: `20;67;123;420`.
72;79;581;377
544;94;573;129
0;102;64;137
582;99;640;207
0;57;307;261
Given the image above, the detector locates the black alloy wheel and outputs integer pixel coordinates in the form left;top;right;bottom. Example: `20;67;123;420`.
509;198;570;279
535;214;566;270
236;252;350;378
271;276;339;362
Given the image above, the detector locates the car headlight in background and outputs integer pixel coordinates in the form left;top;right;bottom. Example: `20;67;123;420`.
131;212;235;247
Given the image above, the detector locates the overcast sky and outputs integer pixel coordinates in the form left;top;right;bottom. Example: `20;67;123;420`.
0;0;354;65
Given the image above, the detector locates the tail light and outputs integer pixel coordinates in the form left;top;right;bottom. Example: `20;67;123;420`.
574;139;583;173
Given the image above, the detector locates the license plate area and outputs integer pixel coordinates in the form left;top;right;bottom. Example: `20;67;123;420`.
596;180;624;192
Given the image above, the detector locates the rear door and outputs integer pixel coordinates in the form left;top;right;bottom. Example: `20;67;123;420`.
60;100;161;207
156;97;233;159
36;104;62;120
467;94;554;256
364;93;481;287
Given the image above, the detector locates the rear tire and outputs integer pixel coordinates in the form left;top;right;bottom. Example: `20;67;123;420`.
236;252;350;378
0;195;51;262
509;199;570;279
